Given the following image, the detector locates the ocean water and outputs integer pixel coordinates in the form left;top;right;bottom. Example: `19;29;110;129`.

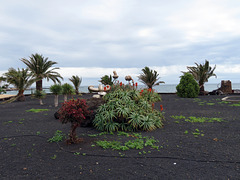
5;83;240;95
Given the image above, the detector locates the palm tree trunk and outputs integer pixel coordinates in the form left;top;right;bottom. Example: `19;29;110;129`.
75;89;79;95
39;99;43;105
17;90;25;101
36;80;42;91
54;95;59;107
199;84;205;95
64;95;67;102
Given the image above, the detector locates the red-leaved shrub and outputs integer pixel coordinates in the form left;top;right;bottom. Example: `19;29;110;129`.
58;98;90;143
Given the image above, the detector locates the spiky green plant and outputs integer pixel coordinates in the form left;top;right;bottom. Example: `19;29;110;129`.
69;75;82;95
93;89;164;132
21;53;63;91
138;67;164;89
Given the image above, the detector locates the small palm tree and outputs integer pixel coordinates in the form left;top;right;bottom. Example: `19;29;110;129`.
50;84;62;107
99;75;113;85
69;75;82;95
3;68;36;101
62;83;74;101
32;90;46;105
21;53;63;91
185;60;217;94
138;67;164;89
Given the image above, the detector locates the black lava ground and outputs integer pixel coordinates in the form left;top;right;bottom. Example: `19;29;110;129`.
0;93;239;180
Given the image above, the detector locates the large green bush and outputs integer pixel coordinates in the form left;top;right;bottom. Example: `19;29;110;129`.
93;89;164;132
176;73;199;98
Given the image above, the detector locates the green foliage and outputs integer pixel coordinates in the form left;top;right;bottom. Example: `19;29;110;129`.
176;73;199;98
32;90;46;99
171;115;223;123
192;129;204;137
93;89;164;132
69;75;82;95
3;68;36;101
138;66;164;89
21;53;63;91
99;75;113;85
26;108;49;113
0;86;6;94
185;60;216;93
62;83;74;95
50;84;62;95
95;132;159;151
48;130;65;143
229;103;240;107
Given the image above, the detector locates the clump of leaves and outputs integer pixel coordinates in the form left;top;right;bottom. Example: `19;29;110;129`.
93;89;164;132
171;115;223;123
58;99;91;144
95;132;159;151
26;108;49;113
48;130;65;143
176;73;199;98
192;129;204;137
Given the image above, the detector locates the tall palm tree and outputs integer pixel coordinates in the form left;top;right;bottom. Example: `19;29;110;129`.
138;67;164;89
186;60;217;94
4;68;36;101
69;75;82;95
21;53;63;91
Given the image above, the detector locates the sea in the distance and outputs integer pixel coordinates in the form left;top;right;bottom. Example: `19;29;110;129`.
5;83;240;95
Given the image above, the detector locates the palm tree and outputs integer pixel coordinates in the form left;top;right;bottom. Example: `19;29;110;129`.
50;84;62;107
32;90;46;105
99;75;113;85
185;60;217;94
21;53;63;91
62;83;74;101
3;68;36;101
138;67;164;89
69;75;82;95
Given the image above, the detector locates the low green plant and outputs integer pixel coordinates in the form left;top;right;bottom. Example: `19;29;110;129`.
51;154;57;160
26;108;49;113
48;130;65;143
229;103;240;107
206;103;215;105
171;115;223;123
192;129;204;137
3;121;13;125
95;132;159;152
185;116;223;123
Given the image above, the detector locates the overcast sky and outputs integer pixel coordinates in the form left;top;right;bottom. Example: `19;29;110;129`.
1;0;240;86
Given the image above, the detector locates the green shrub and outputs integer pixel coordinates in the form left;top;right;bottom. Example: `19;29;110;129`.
93;89;164;132
176;73;199;98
